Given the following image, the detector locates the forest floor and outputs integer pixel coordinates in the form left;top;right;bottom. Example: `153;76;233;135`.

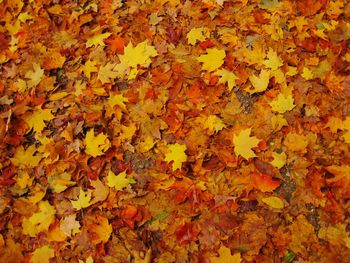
1;0;350;262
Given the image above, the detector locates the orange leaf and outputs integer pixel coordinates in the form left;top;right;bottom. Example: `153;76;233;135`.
252;172;281;192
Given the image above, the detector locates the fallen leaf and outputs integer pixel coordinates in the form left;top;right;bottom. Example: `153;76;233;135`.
85;129;111;157
197;48;226;72
106;170;136;191
164;143;187;170
31;245;54;263
71;188;92;210
261;196;284;209
233;128;260;159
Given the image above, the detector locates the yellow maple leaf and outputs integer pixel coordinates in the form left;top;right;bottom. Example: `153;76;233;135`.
79;256;94;263
25;63;44;89
204;115;226;134
269;93;295;114
86;32;111;48
301;67;314;80
271;114;288;131
318;223;350;249
106;170;136;191
85;214;112;244
119;40;158;69
325;116;344;133
60;214;81;237
186;27;210;45
270;152;287;169
85;129;111;157
214;69;239;91
11;145;42;168
233;128;260;159
262;196;284;209
263;48;283;70
247;69;270;94
31;245;54;263
210;245;241;263
107;93;128;109
71;188;92;210
48;172;76;193
98;62;119;84
197;48;226;72
25;108;54;133
81;60;98;79
119;123;137;141
22;201;56;237
164;143;187;170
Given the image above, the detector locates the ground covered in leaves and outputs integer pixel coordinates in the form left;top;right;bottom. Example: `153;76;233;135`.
1;0;350;262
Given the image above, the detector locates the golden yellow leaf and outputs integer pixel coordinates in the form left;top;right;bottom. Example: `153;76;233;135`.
197;48;226;72
98;62;119;84
106;170;136;191
85;129;111;157
25;108;54;133
86;32;111;48
204;115;226;134
22;201;56;237
301;67;314;80
271;114;288;131
71;188;92;210
164;143;188;170
269;93;295;114
48;172;76;193
270;152;287;169
119;40;158;68
186;27;210;45
107;93;128;109
11;145;42;168
247;69;270;94
233;128;260;159
325;116;344;133
85;214;112;244
25;63;44;89
263;48;283;70
262;196;284;209
214;69;239;91
81;60;98;79
31;245;54;263
210;245;241;263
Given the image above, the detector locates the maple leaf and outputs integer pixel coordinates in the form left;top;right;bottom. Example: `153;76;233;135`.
252;172;281;192
86;32;112;48
233;128;260;159
214;69;239;91
263;48;283;70
25;63;44;89
197;48;226;72
47;172;76;193
259;0;280;10
106;170;136;191
71;188;92;210
85;214;112;244
60;214;81;237
269;93;295;114
11;145;42;168
247;69;270;94
24;108;54;133
107;93;128;109
270;152;287;169
90;179;109;203
262;196;284;209
164;143;187;170
284;133;308;152
81;60;98;79
84;129;111;157
31;245;54;263
22;201;56;237
119;40;158;68
204;115;226;134
98;62;119;84
210;245;241;263
186;27;210;45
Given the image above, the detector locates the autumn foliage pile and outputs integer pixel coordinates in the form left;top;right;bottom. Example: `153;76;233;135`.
1;0;350;262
